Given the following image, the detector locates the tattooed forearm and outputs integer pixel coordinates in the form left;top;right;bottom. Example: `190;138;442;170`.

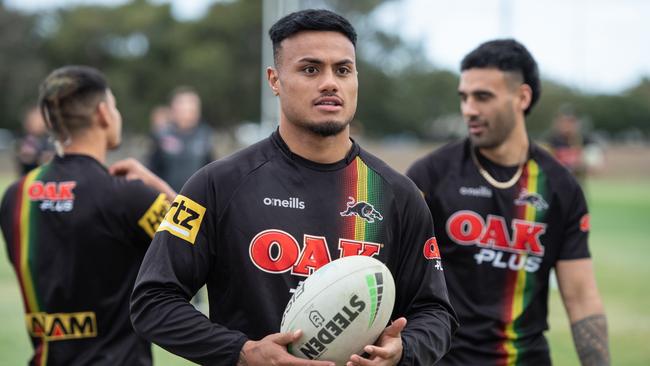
236;350;248;366
571;314;610;366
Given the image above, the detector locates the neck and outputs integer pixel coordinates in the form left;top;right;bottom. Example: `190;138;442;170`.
62;129;108;164
278;122;352;164
479;121;529;166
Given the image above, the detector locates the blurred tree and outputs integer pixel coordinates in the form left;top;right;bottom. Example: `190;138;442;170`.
330;0;387;14
0;5;48;131
0;0;648;140
38;0;178;132
621;78;650;135
37;0;261;133
192;0;262;126
526;80;582;135
578;90;650;136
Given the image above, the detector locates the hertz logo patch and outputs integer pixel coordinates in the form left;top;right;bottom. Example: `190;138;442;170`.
157;194;206;244
138;193;170;238
26;312;97;341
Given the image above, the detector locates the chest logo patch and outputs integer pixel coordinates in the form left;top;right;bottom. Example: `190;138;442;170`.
340;197;383;223
157;194;206;245
249;230;382;277
514;189;548;210
446;210;547;256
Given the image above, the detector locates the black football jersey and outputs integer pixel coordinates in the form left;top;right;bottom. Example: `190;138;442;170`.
407;139;591;365
0;154;168;366
131;130;458;365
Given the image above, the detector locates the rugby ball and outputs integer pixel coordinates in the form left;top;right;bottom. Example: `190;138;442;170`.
280;255;396;365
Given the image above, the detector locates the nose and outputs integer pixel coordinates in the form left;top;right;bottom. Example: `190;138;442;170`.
461;98;479;120
318;68;339;93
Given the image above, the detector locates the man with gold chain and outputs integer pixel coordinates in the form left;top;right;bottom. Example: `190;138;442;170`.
407;39;610;365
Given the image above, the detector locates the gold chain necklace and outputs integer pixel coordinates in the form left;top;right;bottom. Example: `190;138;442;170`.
471;148;524;189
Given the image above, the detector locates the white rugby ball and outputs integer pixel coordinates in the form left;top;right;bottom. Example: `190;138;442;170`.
280;255;396;365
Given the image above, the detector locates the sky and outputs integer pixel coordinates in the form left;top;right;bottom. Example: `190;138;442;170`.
5;0;650;94
376;0;650;93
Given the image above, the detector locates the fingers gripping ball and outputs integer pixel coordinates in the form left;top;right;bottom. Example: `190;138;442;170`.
280;256;396;365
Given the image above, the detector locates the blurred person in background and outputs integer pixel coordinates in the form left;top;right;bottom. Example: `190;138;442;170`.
148;104;172;138
547;106;604;186
15;106;55;175
148;86;215;191
408;39;609;366
0;65;174;366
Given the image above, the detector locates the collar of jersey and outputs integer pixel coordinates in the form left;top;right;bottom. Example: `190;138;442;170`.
467;138;539;177
54;153;108;172
271;129;360;171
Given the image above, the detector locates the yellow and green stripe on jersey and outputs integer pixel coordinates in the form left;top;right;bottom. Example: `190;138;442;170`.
340;157;386;245
499;159;548;366
10;166;50;365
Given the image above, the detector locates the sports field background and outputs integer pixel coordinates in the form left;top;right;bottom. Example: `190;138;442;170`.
0;142;648;365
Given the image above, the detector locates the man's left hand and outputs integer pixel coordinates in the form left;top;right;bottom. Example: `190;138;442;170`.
346;317;407;366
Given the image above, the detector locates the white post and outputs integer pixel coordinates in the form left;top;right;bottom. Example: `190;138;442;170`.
260;0;302;134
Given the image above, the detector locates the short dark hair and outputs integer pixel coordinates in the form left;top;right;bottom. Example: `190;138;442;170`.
269;9;357;65
461;39;541;115
38;65;109;142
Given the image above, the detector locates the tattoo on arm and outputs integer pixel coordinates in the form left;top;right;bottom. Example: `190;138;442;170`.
571;314;610;366
236;350;248;366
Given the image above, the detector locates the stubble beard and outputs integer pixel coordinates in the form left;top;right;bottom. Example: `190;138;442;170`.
469;128;503;149
300;119;351;137
469;108;517;149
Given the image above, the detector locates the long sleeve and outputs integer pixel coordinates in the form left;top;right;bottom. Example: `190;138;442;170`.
130;169;248;365
393;180;458;365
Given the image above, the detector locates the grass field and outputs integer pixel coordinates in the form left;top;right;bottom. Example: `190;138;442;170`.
0;175;648;365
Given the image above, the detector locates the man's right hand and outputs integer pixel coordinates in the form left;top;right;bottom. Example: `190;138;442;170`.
238;330;335;366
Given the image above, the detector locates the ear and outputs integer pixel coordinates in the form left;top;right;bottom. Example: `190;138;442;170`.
96;101;112;129
517;84;533;112
267;67;280;96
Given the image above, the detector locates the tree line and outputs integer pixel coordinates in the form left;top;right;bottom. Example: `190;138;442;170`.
0;0;648;140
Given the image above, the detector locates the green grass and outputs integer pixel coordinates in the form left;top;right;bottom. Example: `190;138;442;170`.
546;179;650;365
0;176;648;365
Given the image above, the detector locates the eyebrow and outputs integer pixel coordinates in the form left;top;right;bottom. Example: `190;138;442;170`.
297;57;355;66
458;89;493;95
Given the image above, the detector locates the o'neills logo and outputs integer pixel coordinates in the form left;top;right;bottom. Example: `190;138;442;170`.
459;186;492;198
263;197;305;210
299;295;366;359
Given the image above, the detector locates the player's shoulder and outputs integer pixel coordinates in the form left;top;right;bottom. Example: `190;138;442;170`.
201;136;275;180
54;154;156;209
414;139;468;169
178;136;276;200
111;173;156;197
531;142;579;185
357;147;421;199
407;139;466;189
531;142;584;198
0;178;22;213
